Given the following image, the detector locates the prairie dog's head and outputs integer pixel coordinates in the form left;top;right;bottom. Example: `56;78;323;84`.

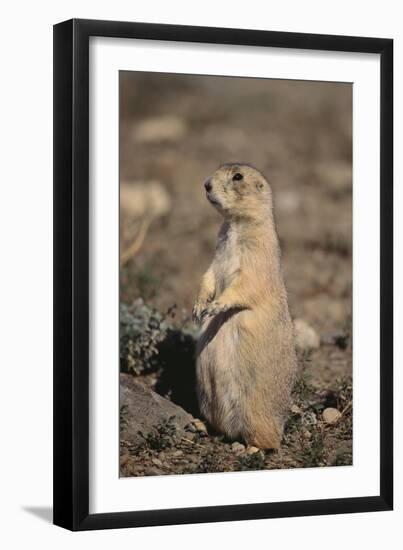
204;163;273;220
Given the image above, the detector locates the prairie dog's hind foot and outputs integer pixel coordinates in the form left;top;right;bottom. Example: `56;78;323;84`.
247;429;282;450
245;445;261;455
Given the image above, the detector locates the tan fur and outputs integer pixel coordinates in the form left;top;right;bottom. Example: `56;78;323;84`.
193;163;297;449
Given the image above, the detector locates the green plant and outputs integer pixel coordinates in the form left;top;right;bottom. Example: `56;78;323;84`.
138;415;177;451
119;404;129;431
300;429;325;468
194;453;229;474
120;299;169;375
292;370;315;404
331;449;352;466
237;451;266;471
335;376;353;410
285;412;302;434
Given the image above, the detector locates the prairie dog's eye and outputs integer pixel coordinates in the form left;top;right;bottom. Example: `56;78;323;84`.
232;172;243;181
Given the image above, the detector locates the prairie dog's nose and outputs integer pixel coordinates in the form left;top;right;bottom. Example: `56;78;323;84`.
204;179;212;192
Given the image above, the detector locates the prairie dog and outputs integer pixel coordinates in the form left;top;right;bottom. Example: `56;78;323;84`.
193;163;296;449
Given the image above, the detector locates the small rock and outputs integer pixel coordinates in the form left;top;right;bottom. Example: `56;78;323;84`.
145;467;162;476
323;407;341;424
294;318;320;351
290;404;302;415
192;419;208;434
173;459;189;466
302;428;312;440
245;446;260;455
172;450;183;457
231;442;246;455
151;457;163;467
158;451;166;460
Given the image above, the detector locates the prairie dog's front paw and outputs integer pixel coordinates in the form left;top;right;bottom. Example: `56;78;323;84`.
192;302;208;324
194;300;227;324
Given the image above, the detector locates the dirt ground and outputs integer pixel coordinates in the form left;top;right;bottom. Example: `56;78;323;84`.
119;72;352;475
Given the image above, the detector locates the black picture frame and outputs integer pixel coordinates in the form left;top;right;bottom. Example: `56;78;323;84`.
53;18;393;531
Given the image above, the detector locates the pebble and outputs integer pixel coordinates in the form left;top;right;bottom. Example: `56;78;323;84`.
290;404;302;415
145;467;162;476
231;442;246;455
173;459;189;466
294;318;320;351
323;407;342;424
151;457;163;467
172;450;183;457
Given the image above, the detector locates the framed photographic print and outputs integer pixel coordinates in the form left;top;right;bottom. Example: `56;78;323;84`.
53;19;393;531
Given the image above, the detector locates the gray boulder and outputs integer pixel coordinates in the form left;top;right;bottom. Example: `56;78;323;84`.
120;373;194;448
